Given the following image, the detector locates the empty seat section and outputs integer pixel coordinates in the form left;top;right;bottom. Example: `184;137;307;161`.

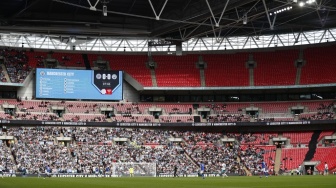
204;53;249;86
318;131;334;142
281;148;308;170
254;50;297;86
255;102;296;113
301;45;336;84
283;132;313;144
52;52;85;67
90;54;152;87
312;147;336;172
155;55;200;87
25;51;48;67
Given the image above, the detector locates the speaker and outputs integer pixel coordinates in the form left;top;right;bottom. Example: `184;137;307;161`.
176;42;182;56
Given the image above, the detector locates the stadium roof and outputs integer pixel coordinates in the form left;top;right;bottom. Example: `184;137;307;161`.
0;0;336;40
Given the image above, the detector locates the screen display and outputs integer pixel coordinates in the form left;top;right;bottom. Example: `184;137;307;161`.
36;68;123;100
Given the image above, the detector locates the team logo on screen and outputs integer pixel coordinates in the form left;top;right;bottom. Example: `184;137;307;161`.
93;70;120;95
40;71;45;76
101;89;112;95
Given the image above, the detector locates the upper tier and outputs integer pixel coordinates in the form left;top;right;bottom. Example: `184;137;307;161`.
1;45;336;86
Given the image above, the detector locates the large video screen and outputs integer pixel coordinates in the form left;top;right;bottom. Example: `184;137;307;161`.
36;68;123;100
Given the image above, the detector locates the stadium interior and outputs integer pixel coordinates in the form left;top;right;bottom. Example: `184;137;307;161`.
0;0;336;178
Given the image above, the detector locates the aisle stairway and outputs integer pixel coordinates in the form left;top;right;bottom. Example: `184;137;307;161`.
274;148;282;174
304;130;321;161
1;64;11;82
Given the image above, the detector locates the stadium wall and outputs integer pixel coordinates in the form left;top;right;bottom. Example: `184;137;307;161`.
123;81;140;102
17;75;34;100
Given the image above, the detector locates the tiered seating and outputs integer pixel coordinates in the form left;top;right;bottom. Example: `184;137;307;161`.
281;148;308;170
238;133;278;145
64;102;100;114
0;144;17;173
112;115;154;122
259;145;276;167
240;145;276;170
0;99;19;105
204;53;249;86
312;147;336;172
254;50;297;86
283;132;313;144
208;114;250;122
113;103;151;114
257;117;295;122
63;114;106;122
299;112;334;121
299;101;334;113
25;51;47;67
154;55;200;87
159;115;196;123
156;104;193;114
318;131;334;142
88;54;152;87
52;52;84;67
16;100;50;113
0;112;11;119
15;112;59;121
1;49;32;83
204;103;250;114
255;102;296;113
301;45;336;84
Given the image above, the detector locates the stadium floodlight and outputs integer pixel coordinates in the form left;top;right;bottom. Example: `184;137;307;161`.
70;37;76;43
307;0;315;4
103;5;107;16
299;1;305;7
243;14;247;25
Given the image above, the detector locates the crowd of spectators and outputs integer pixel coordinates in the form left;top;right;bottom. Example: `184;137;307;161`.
0;48;32;83
240;145;268;175
0;126;276;176
2;126;334;176
0;140;16;173
15;112;59;121
300;112;334;121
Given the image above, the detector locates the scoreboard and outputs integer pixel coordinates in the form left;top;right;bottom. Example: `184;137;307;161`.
35;68;123;100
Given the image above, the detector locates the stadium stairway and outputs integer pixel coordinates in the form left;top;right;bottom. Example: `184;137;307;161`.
304;130;321;161
295;67;302;85
237;156;251;176
82;54;92;70
150;69;157;87
200;69;206;87
1;64;11;83
274;148;282;174
249;68;254;86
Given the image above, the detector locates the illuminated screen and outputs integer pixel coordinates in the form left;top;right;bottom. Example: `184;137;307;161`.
36;68;123;100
